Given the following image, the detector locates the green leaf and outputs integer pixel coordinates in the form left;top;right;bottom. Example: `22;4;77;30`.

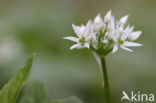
48;97;83;103
19;80;46;103
0;54;35;103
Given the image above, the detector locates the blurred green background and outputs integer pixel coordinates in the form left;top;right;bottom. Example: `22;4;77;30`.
0;0;156;103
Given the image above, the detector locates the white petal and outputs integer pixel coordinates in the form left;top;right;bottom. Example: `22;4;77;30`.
119;15;129;25
86;32;96;41
89;21;94;33
128;31;142;41
70;43;81;50
72;24;81;37
84;43;90;48
63;36;79;42
79;24;86;37
113;33;119;42
123;41;142;47
110;33;115;40
121;26;134;41
116;21;120;32
112;44;118;53
114;22;120;40
120;45;133;52
119;26;124;33
86;20;92;28
85;20;92;36
94;14;101;23
104;10;112;22
110;16;115;30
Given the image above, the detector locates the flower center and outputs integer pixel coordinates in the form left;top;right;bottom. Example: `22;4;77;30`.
79;37;86;44
117;38;123;44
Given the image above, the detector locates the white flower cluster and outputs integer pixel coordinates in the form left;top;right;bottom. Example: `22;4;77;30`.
64;10;142;56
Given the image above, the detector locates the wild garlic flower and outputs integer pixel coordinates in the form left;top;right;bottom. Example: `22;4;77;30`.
64;20;96;50
64;10;142;56
112;16;142;53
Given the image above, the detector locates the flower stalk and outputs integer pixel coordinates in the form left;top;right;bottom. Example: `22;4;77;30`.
100;56;111;103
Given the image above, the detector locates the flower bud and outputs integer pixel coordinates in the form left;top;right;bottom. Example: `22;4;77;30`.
104;10;112;22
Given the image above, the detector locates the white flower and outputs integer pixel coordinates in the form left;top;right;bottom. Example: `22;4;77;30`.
112;24;142;53
93;14;105;33
64;10;142;54
64;20;96;50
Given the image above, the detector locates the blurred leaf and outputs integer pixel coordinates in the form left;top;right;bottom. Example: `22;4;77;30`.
48;97;83;103
19;80;46;103
0;54;35;103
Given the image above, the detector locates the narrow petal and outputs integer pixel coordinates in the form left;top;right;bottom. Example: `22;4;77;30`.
94;14;101;23
110;16;115;30
128;31;142;41
84;43;90;48
115;22;120;40
123;41;142;47
112;44;118;53
63;36;79;42
86;20;92;28
121;26;134;41
79;24;85;37
120;45;133;52
72;24;81;37
119;15;129;25
70;43;81;50
113;34;118;42
85;20;92;36
104;10;112;22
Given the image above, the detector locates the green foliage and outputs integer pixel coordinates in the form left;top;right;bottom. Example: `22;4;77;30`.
0;53;84;103
48;97;83;103
19;80;46;103
0;54;35;103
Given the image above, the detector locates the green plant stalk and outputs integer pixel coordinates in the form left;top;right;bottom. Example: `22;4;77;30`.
100;56;111;103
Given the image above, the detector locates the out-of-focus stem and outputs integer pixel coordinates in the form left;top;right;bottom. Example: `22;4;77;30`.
100;56;111;103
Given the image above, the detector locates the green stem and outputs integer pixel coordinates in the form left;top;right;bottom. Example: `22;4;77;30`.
100;56;111;103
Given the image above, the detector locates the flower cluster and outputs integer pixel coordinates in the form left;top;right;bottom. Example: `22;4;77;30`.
64;10;142;56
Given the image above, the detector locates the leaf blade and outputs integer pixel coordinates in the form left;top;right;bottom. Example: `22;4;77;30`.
0;54;35;103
